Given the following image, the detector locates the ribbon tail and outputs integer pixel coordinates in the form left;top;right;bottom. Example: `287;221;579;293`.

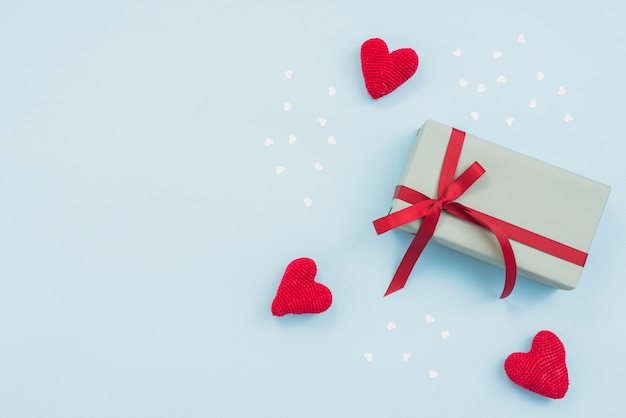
385;205;442;296
494;228;517;299
447;203;517;298
478;219;517;298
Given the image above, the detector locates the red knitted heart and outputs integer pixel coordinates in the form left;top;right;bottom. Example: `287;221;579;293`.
271;258;332;316
504;330;569;399
360;38;419;99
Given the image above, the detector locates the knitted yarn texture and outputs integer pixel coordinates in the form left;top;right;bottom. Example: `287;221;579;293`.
360;38;419;99
271;258;332;316
504;330;569;399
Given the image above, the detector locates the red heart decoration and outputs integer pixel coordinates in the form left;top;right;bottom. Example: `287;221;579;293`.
360;38;419;99
504;330;569;399
271;258;332;316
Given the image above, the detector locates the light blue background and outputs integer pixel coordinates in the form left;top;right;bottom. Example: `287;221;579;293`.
1;1;624;417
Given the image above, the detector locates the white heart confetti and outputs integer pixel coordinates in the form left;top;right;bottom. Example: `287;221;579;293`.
328;86;336;96
476;83;486;93
459;78;468;87
314;162;324;171
318;117;327;127
283;101;292;111
303;197;312;207
441;331;451;340
386;322;397;331
528;98;537;109
425;314;435;323
505;117;515;127
496;75;506;84
452;48;462;57
537;71;545;81
558;86;567;96
564;114;574;123
264;138;274;146
364;352;373;362
275;166;285;174
428;370;439;379
327;135;336;145
518;34;526;44
492;50;502;60
402;353;412;362
470;111;480;121
284;69;293;79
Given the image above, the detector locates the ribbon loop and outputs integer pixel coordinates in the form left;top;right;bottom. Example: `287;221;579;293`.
440;161;484;202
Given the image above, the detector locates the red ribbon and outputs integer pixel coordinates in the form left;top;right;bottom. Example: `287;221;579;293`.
373;128;588;298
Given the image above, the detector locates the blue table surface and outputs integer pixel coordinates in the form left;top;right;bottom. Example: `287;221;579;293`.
1;1;625;417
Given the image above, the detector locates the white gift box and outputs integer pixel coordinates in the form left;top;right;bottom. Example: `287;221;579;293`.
377;120;610;293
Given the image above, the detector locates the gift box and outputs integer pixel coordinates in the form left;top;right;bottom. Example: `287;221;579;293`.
373;120;610;297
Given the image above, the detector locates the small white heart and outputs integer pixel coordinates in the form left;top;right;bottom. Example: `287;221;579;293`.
470;111;480;121
283;101;292;111
303;197;312;207
496;75;506;84
314;162;324;171
327;135;336;145
275;166;285;174
328;86;336;96
402;353;412;362
536;71;545;81
518;34;526;44
505;116;515;127
558;86;567;96
492;50;502;60
364;352;373;362
564;114;574;123
264;138;274;146
476;83;486;93
459;78;468;87
452;48;462;57
428;370;439;379
441;331;451;340
528;98;537;109
288;134;296;144
386;322;397;331
284;69;293;79
425;314;435;324
318;117;327;127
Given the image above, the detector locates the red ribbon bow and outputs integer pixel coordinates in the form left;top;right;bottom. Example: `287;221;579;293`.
373;128;588;298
